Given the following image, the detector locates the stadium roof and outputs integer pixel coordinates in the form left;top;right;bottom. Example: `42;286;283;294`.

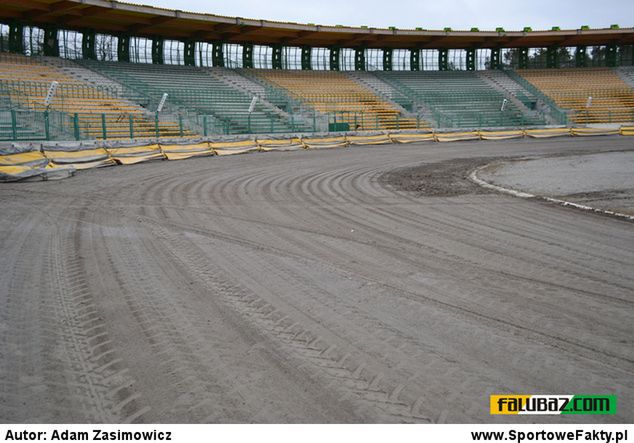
2;0;634;49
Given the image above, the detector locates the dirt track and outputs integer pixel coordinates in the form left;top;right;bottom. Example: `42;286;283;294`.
1;137;633;423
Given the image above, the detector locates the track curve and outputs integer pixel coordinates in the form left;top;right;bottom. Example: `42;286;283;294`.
1;137;633;423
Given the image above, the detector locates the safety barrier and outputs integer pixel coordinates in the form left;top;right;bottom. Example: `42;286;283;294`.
160;142;214;161
435;131;480;142
106;144;164;165
1;125;633;182
477;130;525;140
300;136;348;149
570;127;621;136
0;149;49;168
388;132;435;144
210;140;259;156
346;133;392;146
42;145;116;170
256;137;304;151
524;128;572;138
0;148;74;182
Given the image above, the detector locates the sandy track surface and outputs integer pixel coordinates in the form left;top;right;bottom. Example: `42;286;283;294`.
1;137;633;423
477;151;634;216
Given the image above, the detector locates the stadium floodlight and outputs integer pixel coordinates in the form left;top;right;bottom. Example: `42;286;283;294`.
44;81;59;108
248;96;258;114
157;93;168;113
500;98;508;112
586;96;593;108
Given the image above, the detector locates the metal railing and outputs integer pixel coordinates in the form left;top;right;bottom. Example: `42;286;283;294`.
504;69;569;125
0;108;70;141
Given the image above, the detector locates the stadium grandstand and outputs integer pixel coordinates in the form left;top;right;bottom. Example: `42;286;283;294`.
0;0;633;141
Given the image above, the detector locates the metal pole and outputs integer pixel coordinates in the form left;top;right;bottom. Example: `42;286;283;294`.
44;110;50;141
101;113;107;140
179;114;184;137
129;114;134;139
73;113;80;140
10;109;17;140
155;112;159;138
203;115;208;137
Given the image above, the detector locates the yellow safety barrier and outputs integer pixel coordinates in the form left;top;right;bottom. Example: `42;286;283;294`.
106;144;164;165
478;130;525;140
0;150;49;168
256;138;304;151
621;126;634;136
570;127;621;136
0;149;75;182
524;128;571;138
0;164;51;182
43;148;116;170
209;140;259;156
301;136;348;149
435;131;480;142
346;133;391;145
159;143;214;161
388;132;435;144
3;125;632;183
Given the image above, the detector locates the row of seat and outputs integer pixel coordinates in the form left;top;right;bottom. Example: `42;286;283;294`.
80;60;312;134
518;68;634;124
0;54;187;138
252;70;430;130
376;71;544;128
2;51;633;139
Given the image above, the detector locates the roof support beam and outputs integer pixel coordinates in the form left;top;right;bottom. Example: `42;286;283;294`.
129;15;174;33
22;0;81;20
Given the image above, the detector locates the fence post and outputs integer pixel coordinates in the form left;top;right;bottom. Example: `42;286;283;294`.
312;111;316;132
44;110;50;141
73;113;80;140
179;114;184;137
101;113;107;140
375;114;379;130
155;112;159;138
129;114;134;139
10;109;17;140
203;115;208;137
248;113;251;133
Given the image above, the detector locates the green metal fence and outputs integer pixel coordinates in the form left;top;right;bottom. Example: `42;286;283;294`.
0;107;333;141
0;108;70;141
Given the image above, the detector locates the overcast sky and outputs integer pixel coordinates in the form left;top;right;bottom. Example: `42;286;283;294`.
133;0;633;31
